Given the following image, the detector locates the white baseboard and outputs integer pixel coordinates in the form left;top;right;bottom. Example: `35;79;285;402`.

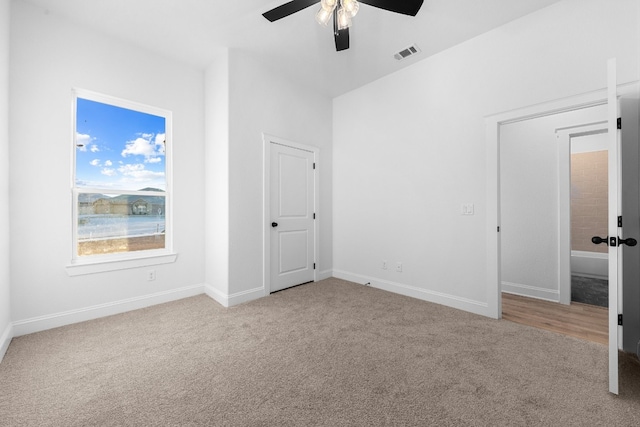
229;286;264;306
332;270;490;317
0;322;13;362
317;269;333;281
12;284;205;337
501;281;560;302
204;272;333;308
204;284;265;308
204;284;229;307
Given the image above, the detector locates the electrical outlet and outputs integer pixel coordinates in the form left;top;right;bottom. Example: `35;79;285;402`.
396;262;402;272
147;270;156;281
381;260;388;270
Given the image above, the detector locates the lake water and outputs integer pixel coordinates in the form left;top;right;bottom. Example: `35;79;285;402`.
78;214;165;240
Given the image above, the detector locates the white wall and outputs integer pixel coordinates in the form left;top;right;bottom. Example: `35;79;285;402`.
500;105;606;301
225;51;333;301
0;0;12;359
333;0;639;316
9;1;206;332
204;50;333;306
204;50;230;302
572;132;608;154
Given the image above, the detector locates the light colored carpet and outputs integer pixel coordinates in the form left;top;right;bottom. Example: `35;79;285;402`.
1;278;639;426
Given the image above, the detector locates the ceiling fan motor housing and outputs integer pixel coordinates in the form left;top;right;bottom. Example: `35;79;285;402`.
263;0;425;52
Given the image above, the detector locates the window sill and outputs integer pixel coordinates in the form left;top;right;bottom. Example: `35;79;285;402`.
65;252;178;276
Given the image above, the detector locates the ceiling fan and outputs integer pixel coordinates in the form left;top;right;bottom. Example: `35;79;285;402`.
263;0;424;52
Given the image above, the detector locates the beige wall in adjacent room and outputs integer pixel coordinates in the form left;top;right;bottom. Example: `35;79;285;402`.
571;151;608;253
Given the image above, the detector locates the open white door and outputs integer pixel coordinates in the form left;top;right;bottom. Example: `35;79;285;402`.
607;58;621;395
607;60;640;395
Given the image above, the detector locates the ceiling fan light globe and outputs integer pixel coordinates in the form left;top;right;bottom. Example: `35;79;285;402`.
315;7;333;26
337;8;352;30
321;0;338;11
341;0;359;17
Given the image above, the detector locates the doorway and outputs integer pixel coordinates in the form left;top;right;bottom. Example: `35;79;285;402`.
561;127;609;308
263;134;319;294
487;77;640;395
499;105;608;305
498;107;610;347
501;118;610;346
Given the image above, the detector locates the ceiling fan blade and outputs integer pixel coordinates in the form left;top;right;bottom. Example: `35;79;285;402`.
263;0;319;22
358;0;424;16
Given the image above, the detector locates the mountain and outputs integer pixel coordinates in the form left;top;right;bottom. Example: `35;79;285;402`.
78;188;165;204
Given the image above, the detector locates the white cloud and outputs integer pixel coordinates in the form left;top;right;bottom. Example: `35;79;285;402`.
101;168;117;176
121;133;165;159
121;137;156;157
129;170;165;180
118;163;145;173
90;159;101;166
118;163;165;181
146;157;162;164
76;133;93;152
104;160;113;166
155;133;166;153
90;145;100;153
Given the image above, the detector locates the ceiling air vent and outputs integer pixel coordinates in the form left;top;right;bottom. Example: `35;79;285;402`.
394;44;421;61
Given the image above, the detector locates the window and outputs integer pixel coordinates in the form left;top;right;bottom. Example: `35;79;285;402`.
69;89;173;271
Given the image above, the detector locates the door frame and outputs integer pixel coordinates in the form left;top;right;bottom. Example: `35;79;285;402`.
485;81;639;319
486;90;608;319
263;133;320;295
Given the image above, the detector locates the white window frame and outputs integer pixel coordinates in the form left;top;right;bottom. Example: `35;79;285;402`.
66;89;176;276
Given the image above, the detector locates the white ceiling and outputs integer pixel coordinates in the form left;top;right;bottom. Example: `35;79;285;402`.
19;0;564;97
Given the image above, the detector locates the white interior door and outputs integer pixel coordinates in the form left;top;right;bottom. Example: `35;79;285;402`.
607;58;621;395
619;95;640;356
270;142;315;293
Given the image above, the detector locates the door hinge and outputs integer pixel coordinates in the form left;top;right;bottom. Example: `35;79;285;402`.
313;162;316;169
618;314;623;326
617;117;622;130
618;216;622;227
497;226;500;232
313;263;316;270
313;213;316;219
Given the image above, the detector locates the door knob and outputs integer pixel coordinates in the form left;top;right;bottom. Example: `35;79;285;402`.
271;222;278;228
618;237;638;247
591;236;608;245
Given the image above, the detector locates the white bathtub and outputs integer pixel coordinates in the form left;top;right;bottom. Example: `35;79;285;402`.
571;250;608;279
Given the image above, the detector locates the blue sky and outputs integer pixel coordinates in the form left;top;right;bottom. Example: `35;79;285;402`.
76;98;166;191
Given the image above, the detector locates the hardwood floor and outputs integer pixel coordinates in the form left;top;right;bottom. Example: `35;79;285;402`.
502;293;608;345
